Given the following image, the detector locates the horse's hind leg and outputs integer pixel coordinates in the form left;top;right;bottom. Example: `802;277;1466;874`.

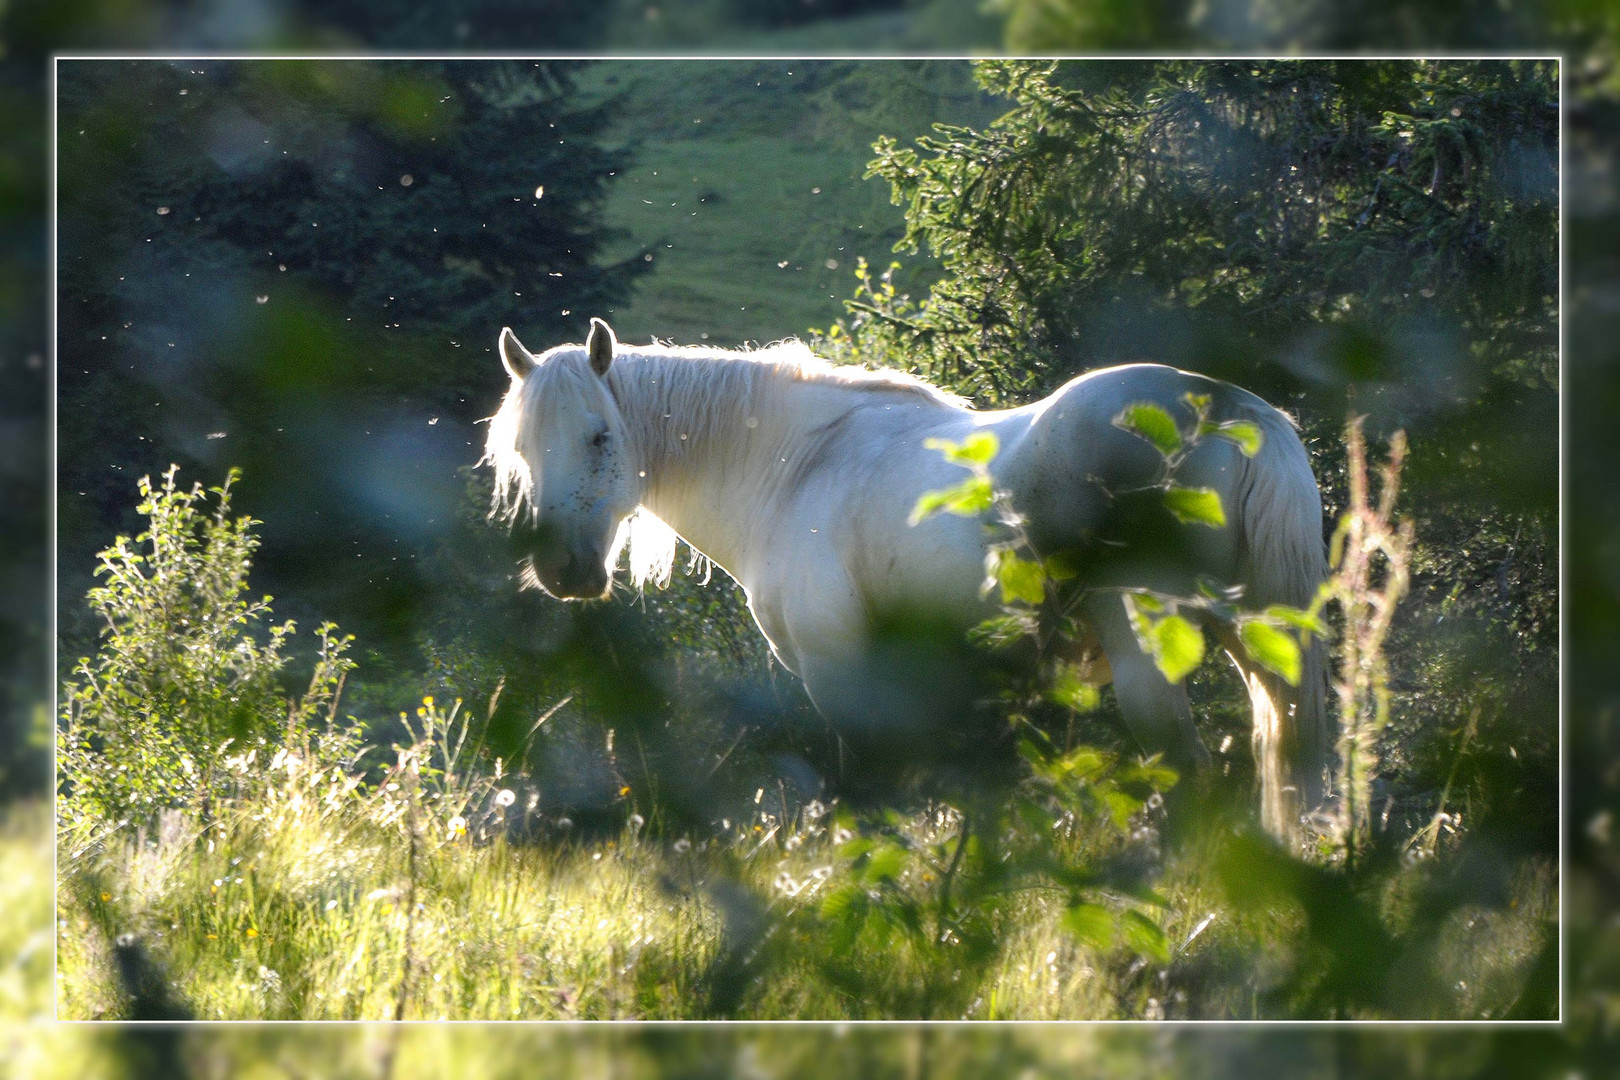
1082;592;1211;778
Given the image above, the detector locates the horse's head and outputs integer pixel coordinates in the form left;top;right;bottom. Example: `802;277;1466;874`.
485;318;639;600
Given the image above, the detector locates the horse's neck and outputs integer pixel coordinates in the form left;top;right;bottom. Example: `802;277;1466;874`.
609;351;850;579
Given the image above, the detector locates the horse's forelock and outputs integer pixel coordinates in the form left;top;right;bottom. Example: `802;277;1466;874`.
482;375;536;525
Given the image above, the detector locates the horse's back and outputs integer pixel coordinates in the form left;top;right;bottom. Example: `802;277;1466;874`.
999;364;1287;592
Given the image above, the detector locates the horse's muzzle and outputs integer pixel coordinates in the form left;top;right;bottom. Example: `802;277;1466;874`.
527;549;613;601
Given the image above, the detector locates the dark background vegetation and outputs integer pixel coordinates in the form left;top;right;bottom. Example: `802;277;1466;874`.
3;0;1617;1072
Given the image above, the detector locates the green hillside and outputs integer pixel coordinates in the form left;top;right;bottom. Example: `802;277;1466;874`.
576;60;1004;348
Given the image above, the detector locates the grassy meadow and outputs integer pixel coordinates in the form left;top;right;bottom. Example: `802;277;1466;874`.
578;59;1003;346
55;702;1553;1020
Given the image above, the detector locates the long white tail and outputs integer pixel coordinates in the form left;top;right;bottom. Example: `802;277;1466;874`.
1234;405;1332;837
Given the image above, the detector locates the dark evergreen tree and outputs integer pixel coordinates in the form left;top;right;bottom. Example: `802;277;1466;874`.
56;60;646;653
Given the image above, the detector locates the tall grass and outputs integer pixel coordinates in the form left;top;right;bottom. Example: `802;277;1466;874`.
56;725;1551;1020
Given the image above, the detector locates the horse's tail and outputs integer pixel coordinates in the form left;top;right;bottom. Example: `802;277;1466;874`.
1231;403;1332;838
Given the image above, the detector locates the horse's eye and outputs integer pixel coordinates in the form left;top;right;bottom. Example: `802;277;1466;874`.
591;430;611;448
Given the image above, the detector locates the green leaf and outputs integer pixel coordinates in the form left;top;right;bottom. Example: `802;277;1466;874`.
969;612;1038;648
1043;550;1081;581
1162;486;1227;528
1014;798;1055;833
1240;619;1303;685
1118;757;1180;791
909;476;994;524
1049;664;1101;712
923;431;999;467
1131;610;1204;684
838;835;875;861
819;882;865;921
1063;902;1116;951
1102;787;1145;830
1214;420;1263;457
1057;746;1109;782
863;842;908;884
1121;909;1172;965
988;548;1046;606
1114;402;1182;457
1129;591;1166;615
1263;604;1328;638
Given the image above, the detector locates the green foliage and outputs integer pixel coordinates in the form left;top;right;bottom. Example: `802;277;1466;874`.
1238;619;1303;686
1124;598;1205;685
57;468;354;840
1114;402;1182;458
908;474;995;525
899;430;1183;979
864;59;1555;409
1159;487;1226;529
799;728;1181;1017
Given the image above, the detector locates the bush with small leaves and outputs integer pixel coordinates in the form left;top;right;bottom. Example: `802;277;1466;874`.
58;467;355;844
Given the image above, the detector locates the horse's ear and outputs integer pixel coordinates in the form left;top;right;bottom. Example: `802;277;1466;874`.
499;326;537;381
586;317;616;377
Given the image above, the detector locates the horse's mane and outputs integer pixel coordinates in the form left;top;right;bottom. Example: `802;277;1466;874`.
632;338;968;407
483;337;968;591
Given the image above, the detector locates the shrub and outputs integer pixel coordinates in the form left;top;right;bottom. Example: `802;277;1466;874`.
57;467;353;843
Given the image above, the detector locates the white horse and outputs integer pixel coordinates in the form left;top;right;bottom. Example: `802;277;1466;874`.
483;318;1331;835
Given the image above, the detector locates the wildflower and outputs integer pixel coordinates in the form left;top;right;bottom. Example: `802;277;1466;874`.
447;815;468;839
100;892;111;902
494;789;516;808
423;695;434;708
245;927;259;938
672;837;691;854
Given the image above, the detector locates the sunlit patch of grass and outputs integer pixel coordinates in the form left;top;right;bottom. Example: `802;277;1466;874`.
57;777;1555;1020
56;712;1555;1022
58;758;728;1020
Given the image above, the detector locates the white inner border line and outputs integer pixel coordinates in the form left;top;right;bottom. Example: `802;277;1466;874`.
48;52;1565;1026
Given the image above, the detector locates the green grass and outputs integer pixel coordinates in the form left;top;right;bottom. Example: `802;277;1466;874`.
574;59;1005;347
55;752;1554;1021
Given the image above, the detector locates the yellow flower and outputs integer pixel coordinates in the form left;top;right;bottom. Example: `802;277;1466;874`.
422;695;434;707
245;927;259;938
206;933;217;940
99;892;111;902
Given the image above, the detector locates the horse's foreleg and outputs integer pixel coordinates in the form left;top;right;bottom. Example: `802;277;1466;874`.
1082;591;1212;778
